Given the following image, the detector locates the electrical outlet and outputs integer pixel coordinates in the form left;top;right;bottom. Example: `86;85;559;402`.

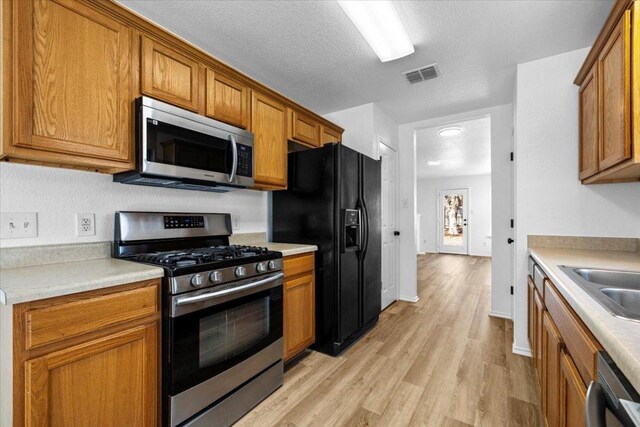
76;213;95;236
233;215;241;230
0;212;38;239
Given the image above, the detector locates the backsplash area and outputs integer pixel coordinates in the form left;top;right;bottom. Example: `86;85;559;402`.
0;163;268;248
528;235;640;253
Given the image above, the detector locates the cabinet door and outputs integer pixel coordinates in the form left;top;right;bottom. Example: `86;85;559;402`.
24;323;158;427
10;0;132;168
579;66;599;179
559;350;587;427
283;273;315;361
251;92;287;188
141;35;202;112
598;10;631;171
543;311;563;427
206;69;249;128
290;109;321;147
320;126;342;146
534;289;544;384
528;277;535;350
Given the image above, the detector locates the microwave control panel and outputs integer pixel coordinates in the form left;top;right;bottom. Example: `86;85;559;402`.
237;144;253;177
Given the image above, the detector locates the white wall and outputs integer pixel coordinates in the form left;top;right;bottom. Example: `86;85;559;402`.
400;103;514;316
0;162;268;248
324;103;399;157
417;174;492;257
513;47;640;355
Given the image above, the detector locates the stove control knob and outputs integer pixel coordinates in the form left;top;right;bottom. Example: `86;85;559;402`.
235;266;247;278
268;260;277;271
256;262;267;273
209;271;222;283
190;274;204;287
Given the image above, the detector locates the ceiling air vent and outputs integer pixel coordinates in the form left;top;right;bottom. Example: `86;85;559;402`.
402;64;439;84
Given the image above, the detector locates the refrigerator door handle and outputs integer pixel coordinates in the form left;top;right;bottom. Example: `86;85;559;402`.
360;203;369;257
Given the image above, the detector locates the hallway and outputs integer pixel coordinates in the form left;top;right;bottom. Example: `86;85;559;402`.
236;253;543;426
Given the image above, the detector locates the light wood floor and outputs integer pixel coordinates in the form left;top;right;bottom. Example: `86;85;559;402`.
236;253;542;427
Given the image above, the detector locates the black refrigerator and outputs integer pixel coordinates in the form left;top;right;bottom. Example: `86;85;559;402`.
272;143;381;356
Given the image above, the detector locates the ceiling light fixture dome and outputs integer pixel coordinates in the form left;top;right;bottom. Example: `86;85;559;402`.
337;0;414;62
438;127;462;137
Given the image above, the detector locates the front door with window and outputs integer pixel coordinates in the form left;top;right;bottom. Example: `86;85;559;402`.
437;188;468;255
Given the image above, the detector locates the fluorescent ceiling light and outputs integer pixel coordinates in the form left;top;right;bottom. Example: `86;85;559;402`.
427;160;441;166
337;1;414;62
438;127;462;137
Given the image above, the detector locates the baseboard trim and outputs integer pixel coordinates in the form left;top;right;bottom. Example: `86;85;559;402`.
399;295;419;303
512;342;532;357
489;310;512;320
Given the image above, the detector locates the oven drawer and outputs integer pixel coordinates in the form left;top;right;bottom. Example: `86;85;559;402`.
23;280;160;350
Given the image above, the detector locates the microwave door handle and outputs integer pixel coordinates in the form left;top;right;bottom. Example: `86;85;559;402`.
228;134;238;183
174;273;283;307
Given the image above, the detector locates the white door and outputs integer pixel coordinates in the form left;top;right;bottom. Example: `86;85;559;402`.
380;141;399;310
437;188;469;255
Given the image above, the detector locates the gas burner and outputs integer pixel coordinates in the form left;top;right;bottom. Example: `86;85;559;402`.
130;245;272;269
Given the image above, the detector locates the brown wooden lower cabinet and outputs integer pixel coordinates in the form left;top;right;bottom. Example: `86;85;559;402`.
13;279;161;426
283;253;316;361
542;310;563;427
534;288;545;385
559;349;587;427
528;270;603;427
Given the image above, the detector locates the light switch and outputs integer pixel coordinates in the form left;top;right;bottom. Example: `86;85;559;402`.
1;212;38;239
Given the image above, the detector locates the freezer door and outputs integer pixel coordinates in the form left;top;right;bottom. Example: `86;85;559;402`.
361;154;382;325
338;145;362;343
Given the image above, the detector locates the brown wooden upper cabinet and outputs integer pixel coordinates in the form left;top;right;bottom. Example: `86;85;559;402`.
251;92;288;189
288;108;321;147
140;35;203;112
2;0;342;181
579;66;599;180
575;2;639;183
2;0;134;173
320;125;343;146
206;69;249;129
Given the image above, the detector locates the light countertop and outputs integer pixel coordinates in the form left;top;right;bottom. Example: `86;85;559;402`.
0;258;164;305
230;233;318;257
528;247;640;391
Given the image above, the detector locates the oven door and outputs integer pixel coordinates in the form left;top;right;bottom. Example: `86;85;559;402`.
168;272;283;426
140;98;254;188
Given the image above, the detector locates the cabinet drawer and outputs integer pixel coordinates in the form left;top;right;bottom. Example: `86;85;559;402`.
22;280;160;350
544;279;602;385
283;253;315;278
533;265;546;298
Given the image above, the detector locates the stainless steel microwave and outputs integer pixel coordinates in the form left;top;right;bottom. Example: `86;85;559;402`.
114;96;254;192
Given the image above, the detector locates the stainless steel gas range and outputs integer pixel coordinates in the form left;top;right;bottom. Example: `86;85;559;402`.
113;211;283;427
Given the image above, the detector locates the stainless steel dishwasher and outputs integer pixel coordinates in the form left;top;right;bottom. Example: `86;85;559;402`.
586;352;640;427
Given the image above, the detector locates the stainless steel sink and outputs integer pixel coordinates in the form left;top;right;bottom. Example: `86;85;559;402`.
601;288;640;316
559;266;640;321
573;268;640;288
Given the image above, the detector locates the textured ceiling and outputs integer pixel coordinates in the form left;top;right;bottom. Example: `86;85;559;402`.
416;116;491;179
118;0;613;124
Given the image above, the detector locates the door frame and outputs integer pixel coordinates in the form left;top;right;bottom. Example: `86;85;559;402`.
436;187;469;255
379;137;400;309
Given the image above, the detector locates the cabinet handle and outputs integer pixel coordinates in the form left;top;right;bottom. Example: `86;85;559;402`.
507;238;514;244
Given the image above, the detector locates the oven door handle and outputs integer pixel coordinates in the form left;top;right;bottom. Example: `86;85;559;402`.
174;273;284;307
